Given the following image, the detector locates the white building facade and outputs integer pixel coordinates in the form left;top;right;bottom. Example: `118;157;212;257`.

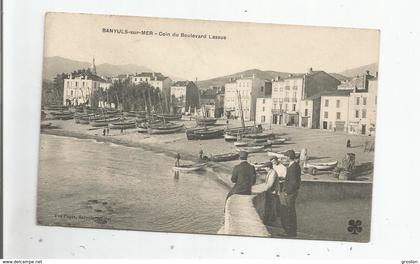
319;93;351;131
63;74;111;106
255;98;273;124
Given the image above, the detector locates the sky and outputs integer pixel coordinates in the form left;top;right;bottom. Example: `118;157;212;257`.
44;12;380;80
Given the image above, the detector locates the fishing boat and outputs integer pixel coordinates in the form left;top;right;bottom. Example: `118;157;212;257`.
267;150;301;159
233;141;249;147
78;118;90;125
196;117;217;126
172;163;207;172
108;120;137;129
236;145;265;153
44;105;67;111
267;138;287;145
305;161;338;170
243;133;273;140
186;128;224;140
91;117;121;127
156;114;182;121
148;123;184;134
224;133;239;142
207;153;239;162
50;111;74;120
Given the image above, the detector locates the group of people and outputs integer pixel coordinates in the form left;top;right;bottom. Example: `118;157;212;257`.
226;150;301;237
102;127;110;136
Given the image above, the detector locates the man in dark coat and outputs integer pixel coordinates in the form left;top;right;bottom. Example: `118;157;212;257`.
279;149;301;237
226;151;257;200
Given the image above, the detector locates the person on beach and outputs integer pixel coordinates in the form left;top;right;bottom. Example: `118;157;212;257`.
106;127;110;136
120;127;124;134
263;162;281;225
279;150;301;237
347;139;351;148
175;153;181;167
225;151;256;201
103;129;106;136
299;148;308;169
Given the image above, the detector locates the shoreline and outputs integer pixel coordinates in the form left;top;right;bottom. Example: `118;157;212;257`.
41;128;235;189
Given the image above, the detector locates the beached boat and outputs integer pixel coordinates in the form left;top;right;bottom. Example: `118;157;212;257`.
196;117;217;126
108;120;137;129
91;117;121;127
44;105;67;111
243;133;273;140
186;128;224;140
267;138;287;145
267;150;301;159
78;119;90;125
305;161;338;170
50;111;74;120
156;114;182;121
234;141;249;147
172;163;207;172
148;123;184;134
236;145;265;153
208;153;239;162
224;133;240;142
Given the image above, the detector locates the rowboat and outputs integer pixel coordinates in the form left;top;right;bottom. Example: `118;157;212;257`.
186;128;224;140
156;114;182;121
44;105;67;111
148;125;184;134
78;119;90;125
224;133;239;142
267;150;301;159
149;122;184;130
267;138;287;145
236;145;265;153
234;141;249;147
305;161;338;170
196;117;217;126
109;120;137;129
172;163;207;172
208;153;239;162
91;117;121;127
50;111;74;120
243;133;273;139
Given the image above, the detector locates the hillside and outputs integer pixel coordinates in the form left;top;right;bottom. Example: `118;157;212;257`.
339;63;378;78
42;56;153;80
197;69;292;89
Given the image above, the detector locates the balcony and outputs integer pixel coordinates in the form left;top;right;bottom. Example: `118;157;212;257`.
284;98;290;102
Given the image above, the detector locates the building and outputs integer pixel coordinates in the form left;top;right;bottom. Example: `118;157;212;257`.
271;68;341;126
111;74;131;83
299;95;321;129
255;97;272;124
63;73;111;106
130;72;172;93
319;90;351;131
170;81;200;113
223;75;268;121
347;72;378;135
199;87;225;117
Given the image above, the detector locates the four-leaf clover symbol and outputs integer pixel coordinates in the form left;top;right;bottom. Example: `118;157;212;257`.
347;220;362;234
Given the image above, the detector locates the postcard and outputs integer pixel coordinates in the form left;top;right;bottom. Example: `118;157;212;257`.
38;12;379;242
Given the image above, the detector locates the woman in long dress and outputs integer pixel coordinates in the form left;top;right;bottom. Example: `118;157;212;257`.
263;162;280;225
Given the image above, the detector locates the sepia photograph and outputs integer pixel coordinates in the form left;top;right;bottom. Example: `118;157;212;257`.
37;12;380;242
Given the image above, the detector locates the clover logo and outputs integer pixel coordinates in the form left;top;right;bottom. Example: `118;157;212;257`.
347;219;362;234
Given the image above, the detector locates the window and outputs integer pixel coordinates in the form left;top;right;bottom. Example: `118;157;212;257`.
82;81;85;87
305;109;308;116
279;104;282;110
285;92;289;98
356;97;360;105
355;110;359;118
261;116;266;123
363;97;367;105
324;111;328;118
261;86;264;92
336;112;341;120
292;104;296;111
71;90;73;96
362;109;367;118
262;99;265;104
273;104;277;109
293;92;297;98
305;101;308;106
262;107;265;112
279;87;283;92
336;100;340;108
285;104;288;111
274;87;278;93
75;82;78;87
325;99;329;107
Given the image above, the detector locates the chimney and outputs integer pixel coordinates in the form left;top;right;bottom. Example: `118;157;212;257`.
277;76;281;81
308;67;313;73
366;70;370;76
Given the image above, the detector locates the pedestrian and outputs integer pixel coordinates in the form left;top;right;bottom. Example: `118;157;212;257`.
120;127;124;134
199;149;204;160
279;150;301;237
263;161;281;225
106;127;110;136
175;153;181;167
103;128;106;136
346;139;351;148
300;148;308;169
225;151;257;201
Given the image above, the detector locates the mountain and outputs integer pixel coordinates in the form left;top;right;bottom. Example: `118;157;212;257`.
42;56;153;80
197;69;293;89
339;63;378;78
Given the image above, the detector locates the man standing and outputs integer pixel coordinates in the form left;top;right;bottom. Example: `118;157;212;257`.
280;150;301;237
226;151;257;200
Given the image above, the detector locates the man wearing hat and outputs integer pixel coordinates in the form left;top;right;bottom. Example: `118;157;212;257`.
280;149;301;237
225;151;257;200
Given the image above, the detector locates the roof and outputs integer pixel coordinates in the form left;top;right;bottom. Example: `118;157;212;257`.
305;90;351;100
71;73;107;83
172;81;192;86
200;89;218;99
